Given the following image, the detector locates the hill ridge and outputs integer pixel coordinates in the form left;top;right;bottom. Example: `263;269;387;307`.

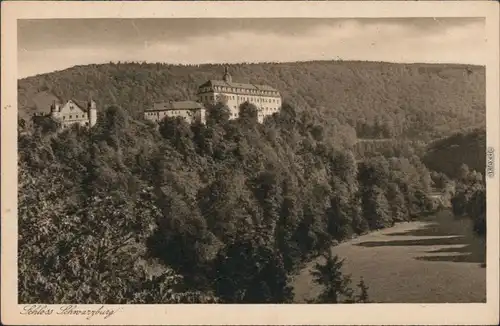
18;60;485;142
20;59;486;80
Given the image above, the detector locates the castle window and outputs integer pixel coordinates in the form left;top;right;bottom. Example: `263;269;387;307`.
63;116;66;120
69;115;72;119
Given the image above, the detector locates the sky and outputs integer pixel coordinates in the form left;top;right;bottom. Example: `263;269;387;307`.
18;17;486;78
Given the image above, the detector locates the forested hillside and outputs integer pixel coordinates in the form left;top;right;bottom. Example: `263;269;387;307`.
18;60;485;141
17;60;487;304
423;128;486;179
19;102;437;304
423;128;487;238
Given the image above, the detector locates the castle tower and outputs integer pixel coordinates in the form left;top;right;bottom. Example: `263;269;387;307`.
88;98;97;127
50;100;61;119
222;66;232;83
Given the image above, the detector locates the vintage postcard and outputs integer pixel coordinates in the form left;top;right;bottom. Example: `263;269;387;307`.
1;1;499;325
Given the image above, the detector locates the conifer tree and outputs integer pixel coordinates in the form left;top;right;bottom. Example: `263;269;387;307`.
356;277;371;303
310;252;354;303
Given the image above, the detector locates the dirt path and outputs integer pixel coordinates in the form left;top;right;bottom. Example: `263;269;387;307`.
292;210;486;303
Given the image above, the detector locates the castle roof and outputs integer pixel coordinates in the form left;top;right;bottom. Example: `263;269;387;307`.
147;100;205;112
52;99;94;112
66;99;85;108
198;80;279;93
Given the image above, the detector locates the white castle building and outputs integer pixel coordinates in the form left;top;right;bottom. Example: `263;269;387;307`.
197;67;282;123
145;67;282;124
48;99;98;129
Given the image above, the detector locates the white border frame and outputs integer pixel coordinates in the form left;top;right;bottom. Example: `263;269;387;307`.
2;1;499;325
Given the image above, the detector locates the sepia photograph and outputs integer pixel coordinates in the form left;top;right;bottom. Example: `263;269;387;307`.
2;1;499;325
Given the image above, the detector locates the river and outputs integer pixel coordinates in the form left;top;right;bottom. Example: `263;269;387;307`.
292;210;486;303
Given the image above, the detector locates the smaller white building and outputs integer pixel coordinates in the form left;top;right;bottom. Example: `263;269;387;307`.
144;100;206;124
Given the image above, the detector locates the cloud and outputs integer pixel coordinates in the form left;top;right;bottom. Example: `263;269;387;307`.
18;18;486;78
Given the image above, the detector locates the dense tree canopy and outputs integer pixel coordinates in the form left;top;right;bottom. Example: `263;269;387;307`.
18;98;441;303
450;163;486;237
17;59;486;303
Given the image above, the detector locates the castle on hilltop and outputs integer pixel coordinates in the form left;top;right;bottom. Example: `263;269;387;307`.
144;67;282;124
45;99;98;129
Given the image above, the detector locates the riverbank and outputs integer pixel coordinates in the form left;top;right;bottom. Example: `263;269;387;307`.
292;210;486;303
